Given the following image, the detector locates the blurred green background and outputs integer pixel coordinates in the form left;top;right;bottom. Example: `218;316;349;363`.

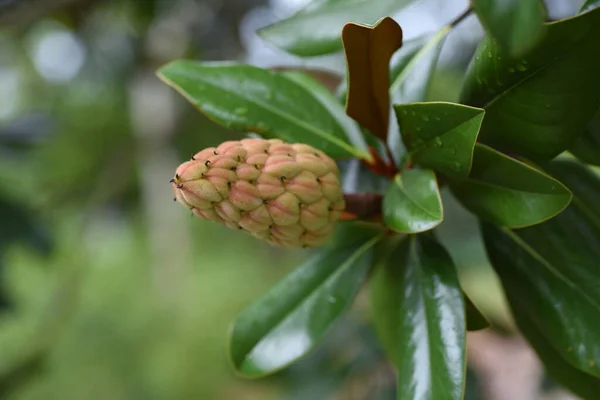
0;0;588;399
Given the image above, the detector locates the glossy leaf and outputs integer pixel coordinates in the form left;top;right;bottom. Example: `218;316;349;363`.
450;144;571;228
508;292;600;400
383;169;443;233
569;114;600;166
228;230;382;377
472;0;546;57
581;0;600;12
483;222;600;378
465;293;490;331
282;70;369;155
390;29;450;105
271;66;342;93
394;102;484;179
342;17;403;139
482;160;600;377
157;61;367;159
257;0;417;57
370;235;466;400
460;7;600;159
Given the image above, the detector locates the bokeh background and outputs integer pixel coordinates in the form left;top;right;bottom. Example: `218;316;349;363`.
0;0;589;399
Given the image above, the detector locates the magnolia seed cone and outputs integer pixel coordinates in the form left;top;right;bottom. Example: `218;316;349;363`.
172;138;345;248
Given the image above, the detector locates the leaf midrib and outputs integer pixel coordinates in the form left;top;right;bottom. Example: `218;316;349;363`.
409;116;480;156
481;22;597;110
395;176;441;220
464;177;570;197
160;67;361;157
503;228;600;312
244;233;383;362
410;237;437;398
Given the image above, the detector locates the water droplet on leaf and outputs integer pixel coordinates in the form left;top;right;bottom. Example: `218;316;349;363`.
516;64;527;72
508;67;515;73
234;107;248;115
422;115;430;122
434;137;442;146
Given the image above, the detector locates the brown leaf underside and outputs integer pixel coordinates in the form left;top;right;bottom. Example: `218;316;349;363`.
342;17;403;140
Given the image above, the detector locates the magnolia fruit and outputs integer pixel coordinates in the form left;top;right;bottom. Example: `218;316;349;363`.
171;138;345;248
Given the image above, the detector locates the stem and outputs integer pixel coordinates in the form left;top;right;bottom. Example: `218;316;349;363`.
342;193;384;221
383;142;398;174
449;7;473;28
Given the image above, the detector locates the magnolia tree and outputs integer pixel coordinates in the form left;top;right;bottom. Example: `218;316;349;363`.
158;0;600;398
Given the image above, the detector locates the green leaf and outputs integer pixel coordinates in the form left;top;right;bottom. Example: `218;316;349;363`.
450;144;572;228
472;0;546;57
228;231;382;378
482;160;600;378
460;7;600;159
157;61;367;159
370;235;466;400
383;169;443;233
257;0;417;57
342;17;403;140
569;114;600;166
581;0;600;12
390;29;450;105
465;293;490;331
508;293;600;400
483;223;600;378
282;70;369;155
394;102;484;179
544;160;600;215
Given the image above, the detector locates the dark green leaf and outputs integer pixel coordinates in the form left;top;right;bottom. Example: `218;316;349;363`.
383;169;443;233
508;292;600;400
271;66;343;93
257;0;417;57
581;0;600;12
390;29;450;105
465;293;490;331
228;231;382;378
342;17;403;140
472;0;546;57
569;113;600;166
370;235;466;400
482;160;600;377
460;7;600;159
394;102;484;179
157;61;368;159
450;144;572;228
282;70;369;154
543;160;600;216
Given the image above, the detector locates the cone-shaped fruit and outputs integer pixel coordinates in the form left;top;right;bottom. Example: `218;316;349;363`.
172;138;345;248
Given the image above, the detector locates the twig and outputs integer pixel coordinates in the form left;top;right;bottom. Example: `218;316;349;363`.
449;7;473;28
342;192;383;221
